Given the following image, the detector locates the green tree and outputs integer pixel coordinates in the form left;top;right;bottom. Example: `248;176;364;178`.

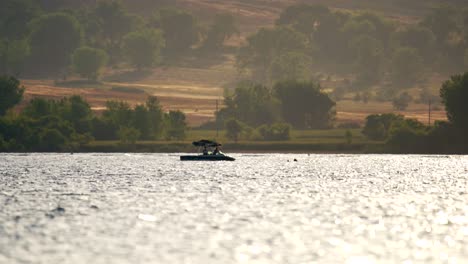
390;47;424;87
392;92;413;111
203;13;238;51
237;27;308;84
0;0;41;40
225;118;243;142
146;96;164;139
0;0;39;74
217;82;279;127
21;98;53;119
386;118;428;152
102;101;133;128
118;126;140;145
133;104;150;139
274;80;335;129
349;35;384;85
29;12;83;76
72;47;108;80
362;113;404;140
61;95;93;134
39;128;67;151
440;72;468;133
153;8;199;57
345;130;352;144
0;38;30;76
390;26;436;63
256;123;291;141
276;4;331;39
0;76;24;116
270;52;310;82
421;6;458;48
123;29;165;70
165;110;187;140
93;0;136;63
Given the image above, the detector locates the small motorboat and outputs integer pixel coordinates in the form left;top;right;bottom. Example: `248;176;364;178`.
180;140;235;161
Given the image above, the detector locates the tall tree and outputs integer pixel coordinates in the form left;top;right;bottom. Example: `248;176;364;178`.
225;118;243;143
390;26;436;63
237;26;308;84
165;110;187;140
0;76;24;116
0;0;41;40
217;82;279;127
350;35;385;85
123;29;165;70
390;47;424;87
72;47;108;80
203;13;238;51
0;39;30;76
146;96;164;139
270;52;310;82
153;8;199;57
93;0;136;63
274;80;335;129
440;72;468;133
276;4;330;38
29;12;82;76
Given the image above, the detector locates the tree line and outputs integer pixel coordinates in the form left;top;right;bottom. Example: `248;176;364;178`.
0;76;187;151
0;0;238;79
217;80;336;142
361;72;468;153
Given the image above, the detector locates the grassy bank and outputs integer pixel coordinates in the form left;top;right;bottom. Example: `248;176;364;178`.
81;129;385;153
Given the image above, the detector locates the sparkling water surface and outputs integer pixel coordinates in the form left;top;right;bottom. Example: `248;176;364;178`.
0;153;467;263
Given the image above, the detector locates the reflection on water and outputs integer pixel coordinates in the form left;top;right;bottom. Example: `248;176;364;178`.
0;153;467;263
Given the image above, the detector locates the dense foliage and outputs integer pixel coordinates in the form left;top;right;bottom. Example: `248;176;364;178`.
0;77;187;151
217;80;335;130
440;72;468;133
238;3;468;94
362;72;468;153
0;0;239;77
0;75;24;115
72;47;108;80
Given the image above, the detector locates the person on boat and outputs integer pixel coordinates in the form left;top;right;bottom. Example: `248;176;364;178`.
213;146;220;155
202;146;208;155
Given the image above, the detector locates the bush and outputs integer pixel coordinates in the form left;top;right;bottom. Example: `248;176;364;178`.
256;123;291;141
392;92;413;110
386;119;428;152
345;130;352;144
225;118;244;142
72;47;108;80
39;128;67;151
118;126;140;145
164;111;187;140
362;113;404;140
0;76;24;116
390;47;424;87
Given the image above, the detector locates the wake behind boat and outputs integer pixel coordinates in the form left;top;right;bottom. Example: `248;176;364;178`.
180;140;235;161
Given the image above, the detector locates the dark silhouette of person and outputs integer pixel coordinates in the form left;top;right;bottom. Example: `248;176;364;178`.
203;146;208;155
213;146;220;155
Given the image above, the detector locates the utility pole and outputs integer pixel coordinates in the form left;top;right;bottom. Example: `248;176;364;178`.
216;99;219;138
428;98;432;126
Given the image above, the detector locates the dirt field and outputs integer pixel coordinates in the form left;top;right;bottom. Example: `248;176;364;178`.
22;76;446;127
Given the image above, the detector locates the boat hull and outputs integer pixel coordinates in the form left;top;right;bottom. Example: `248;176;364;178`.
180;155;235;161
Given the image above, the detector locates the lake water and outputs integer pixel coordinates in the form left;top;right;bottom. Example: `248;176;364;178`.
0;153;467;263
